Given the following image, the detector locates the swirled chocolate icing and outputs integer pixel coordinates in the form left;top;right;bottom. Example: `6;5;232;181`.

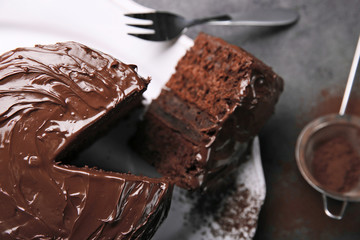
0;42;172;239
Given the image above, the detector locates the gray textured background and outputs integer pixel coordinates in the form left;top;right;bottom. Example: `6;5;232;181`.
135;0;360;239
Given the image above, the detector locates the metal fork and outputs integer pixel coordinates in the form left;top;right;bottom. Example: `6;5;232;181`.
125;8;299;41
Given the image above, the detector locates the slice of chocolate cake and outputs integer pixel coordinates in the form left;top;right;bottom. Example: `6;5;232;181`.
133;33;284;190
0;42;172;239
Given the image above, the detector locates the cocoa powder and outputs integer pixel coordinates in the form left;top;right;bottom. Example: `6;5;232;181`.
312;135;360;193
211;184;260;239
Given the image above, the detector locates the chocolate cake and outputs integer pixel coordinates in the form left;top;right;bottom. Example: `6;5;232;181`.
0;42;172;239
133;33;284;190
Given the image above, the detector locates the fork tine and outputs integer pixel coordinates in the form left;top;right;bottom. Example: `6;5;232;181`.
125;13;156;21
127;33;160;41
126;23;155;30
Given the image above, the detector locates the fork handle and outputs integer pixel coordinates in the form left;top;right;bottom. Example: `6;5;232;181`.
186;15;231;27
188;8;299;27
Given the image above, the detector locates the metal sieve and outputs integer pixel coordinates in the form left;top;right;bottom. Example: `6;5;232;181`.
296;35;360;220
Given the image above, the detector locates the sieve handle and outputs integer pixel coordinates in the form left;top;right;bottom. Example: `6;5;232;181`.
322;194;348;220
339;35;360;115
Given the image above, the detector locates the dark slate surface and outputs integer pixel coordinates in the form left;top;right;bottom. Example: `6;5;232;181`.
135;0;360;239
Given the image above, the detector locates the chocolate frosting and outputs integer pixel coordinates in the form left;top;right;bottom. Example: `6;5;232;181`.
0;42;172;239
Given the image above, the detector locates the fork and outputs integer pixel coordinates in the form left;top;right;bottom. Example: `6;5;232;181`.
125;8;299;41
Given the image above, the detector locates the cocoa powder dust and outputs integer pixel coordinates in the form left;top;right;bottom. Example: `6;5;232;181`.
312;135;360;193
